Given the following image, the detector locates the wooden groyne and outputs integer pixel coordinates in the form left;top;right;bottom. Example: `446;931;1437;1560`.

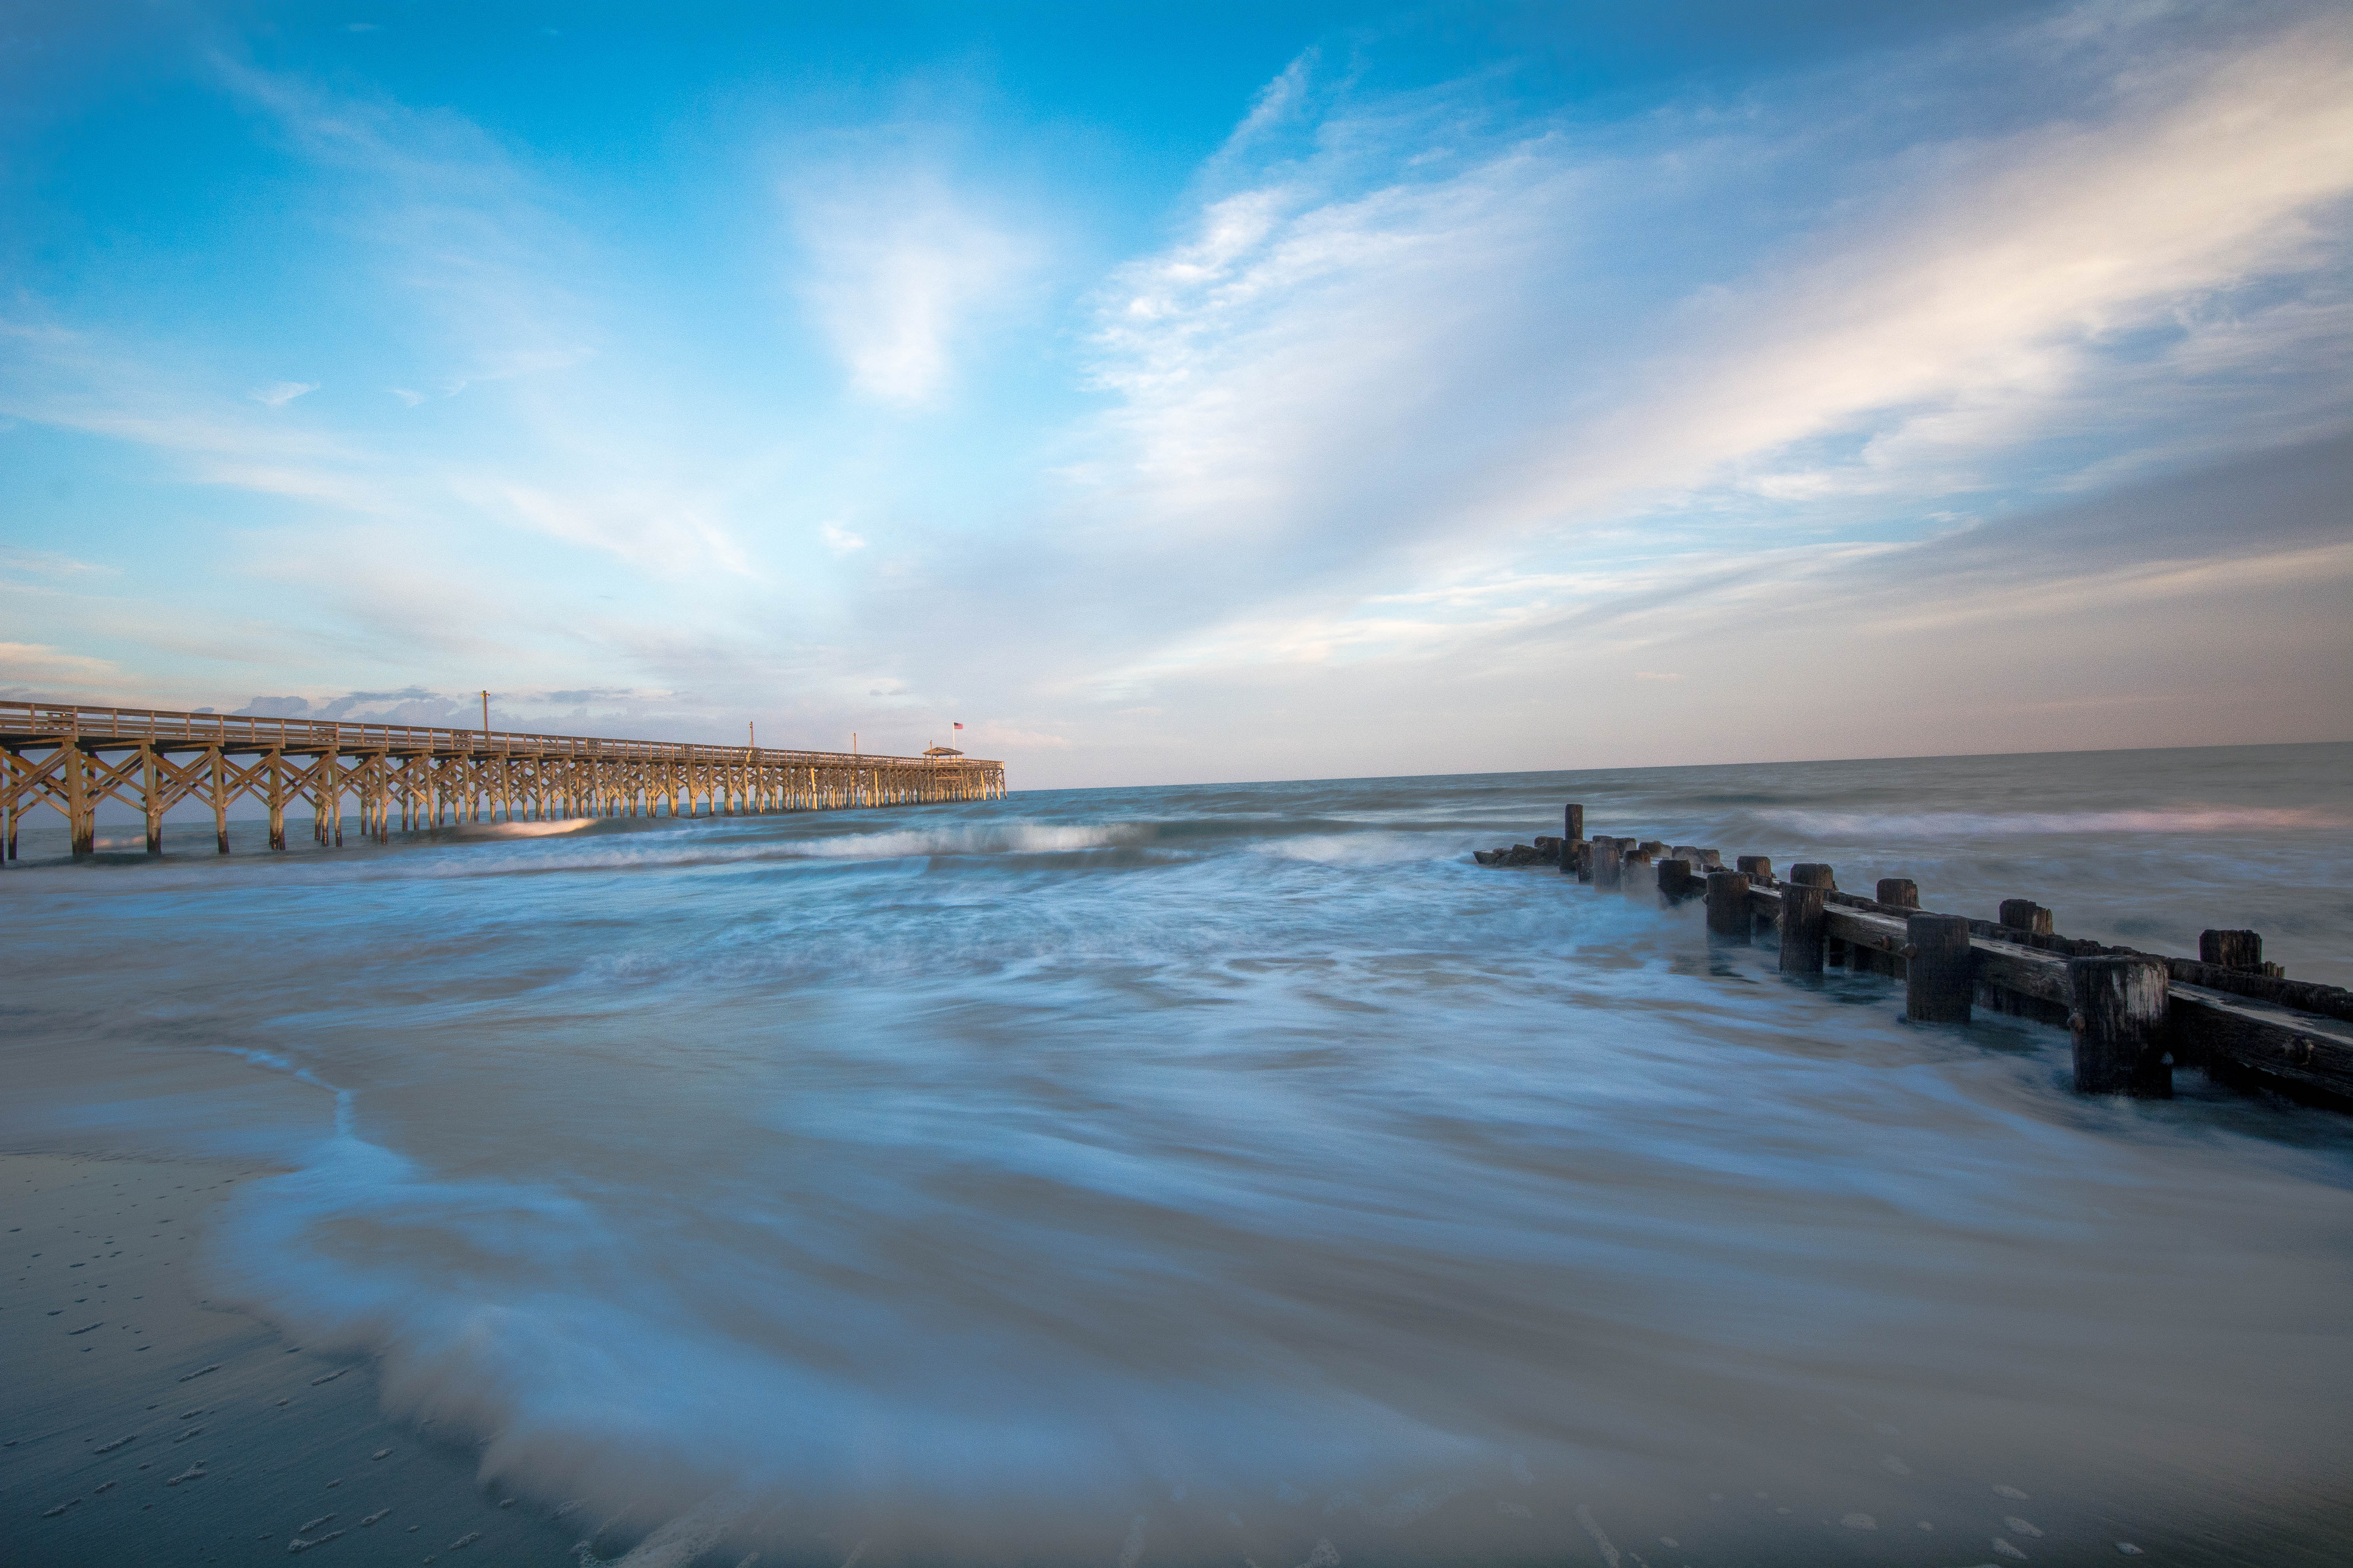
1478;805;2353;1110
0;700;1006;859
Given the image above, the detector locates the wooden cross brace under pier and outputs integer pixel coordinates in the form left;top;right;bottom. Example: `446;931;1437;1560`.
0;699;1006;861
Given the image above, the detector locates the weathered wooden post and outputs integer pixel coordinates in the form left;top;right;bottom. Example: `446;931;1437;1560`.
66;738;93;858
1705;870;1751;938
265;750;287;850
1672;846;1723;870
1904;914;1973;1022
2068;955;2170;1097
1563;839;1592;881
1787;865;1839;962
1621;846;1653;894
2198;930;2263;971
211;747;229;853
1657;858;1700;904
1564;804;1583;842
1736;855;1773;884
1876;878;1918;908
1636;839;1669;858
143;743;164;855
1998;899;2053;936
1780;881;1827;974
1593;836;1624;890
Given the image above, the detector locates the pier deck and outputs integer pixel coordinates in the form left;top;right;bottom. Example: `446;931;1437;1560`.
1;700;1005;858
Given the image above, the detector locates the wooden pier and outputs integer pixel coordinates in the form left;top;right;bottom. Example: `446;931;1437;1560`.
0;699;1006;859
1478;807;2353;1110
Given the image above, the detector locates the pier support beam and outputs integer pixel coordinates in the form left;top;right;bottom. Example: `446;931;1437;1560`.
1563;803;1583;842
1876;878;1918;908
1736;855;1773;884
2069;955;2171;1097
1904;914;1973;1023
66;742;93;858
143;744;163;854
1592;836;1624;890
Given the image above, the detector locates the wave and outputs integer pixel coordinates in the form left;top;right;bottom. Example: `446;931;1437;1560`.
468;817;600;838
785;822;1153;858
1249;831;1443;865
1760;805;2345;838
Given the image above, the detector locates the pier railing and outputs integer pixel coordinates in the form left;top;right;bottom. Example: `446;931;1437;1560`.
1;699;1005;858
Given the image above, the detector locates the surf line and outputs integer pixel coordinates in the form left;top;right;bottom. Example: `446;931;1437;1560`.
1477;803;2353;1111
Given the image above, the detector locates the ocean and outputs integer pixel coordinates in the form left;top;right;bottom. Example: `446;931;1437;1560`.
4;742;2351;1566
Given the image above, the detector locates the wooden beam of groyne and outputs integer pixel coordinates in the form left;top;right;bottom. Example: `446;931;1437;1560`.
1476;811;2353;1111
0;699;1005;859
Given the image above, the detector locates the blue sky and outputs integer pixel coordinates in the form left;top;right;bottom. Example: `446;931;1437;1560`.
3;1;2348;786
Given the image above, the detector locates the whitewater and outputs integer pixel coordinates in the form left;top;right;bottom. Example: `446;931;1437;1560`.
3;742;2350;1565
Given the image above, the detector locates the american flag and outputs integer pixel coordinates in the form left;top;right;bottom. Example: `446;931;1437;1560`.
953;722;964;730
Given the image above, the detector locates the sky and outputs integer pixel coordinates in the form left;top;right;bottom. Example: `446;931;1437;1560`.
2;0;2349;788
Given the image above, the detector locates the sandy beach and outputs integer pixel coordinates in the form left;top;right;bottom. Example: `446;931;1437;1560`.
1;1152;577;1566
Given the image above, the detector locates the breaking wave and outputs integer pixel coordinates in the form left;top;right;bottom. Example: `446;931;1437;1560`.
1762;805;2343;838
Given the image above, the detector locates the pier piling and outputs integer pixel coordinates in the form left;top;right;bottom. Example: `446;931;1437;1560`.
1705;870;1752;939
1999;899;2054;936
1779;881;1828;975
2199;930;2263;972
2069;955;2172;1097
1904;914;1974;1023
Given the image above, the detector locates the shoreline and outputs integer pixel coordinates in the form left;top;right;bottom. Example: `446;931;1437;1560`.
0;1150;576;1566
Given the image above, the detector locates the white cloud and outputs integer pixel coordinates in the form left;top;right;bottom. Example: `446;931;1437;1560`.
0;640;123;696
821;521;866;556
790;170;1034;404
249;380;318;408
479;482;755;579
1059;4;2353;691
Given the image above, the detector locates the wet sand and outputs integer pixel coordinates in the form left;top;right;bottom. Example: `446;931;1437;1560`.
1;1152;578;1566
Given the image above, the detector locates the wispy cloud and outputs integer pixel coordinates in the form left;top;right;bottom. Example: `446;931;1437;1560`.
1051;2;2353;688
250;380;318;408
790;166;1036;404
2;4;2344;782
0;641;124;698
